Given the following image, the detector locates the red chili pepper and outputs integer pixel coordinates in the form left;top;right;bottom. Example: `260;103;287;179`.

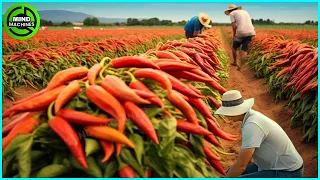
156;51;180;61
119;165;137;178
101;75;150;104
168;71;213;83
167;90;199;125
186;84;202;96
111;56;159;69
180;48;198;56
177;120;212;136
87;57;108;85
181;43;205;53
2;111;41;136
206;81;227;95
3;85;66;119
47;67;89;90
203;140;221;161
188;98;215;120
99;140;114;163
88;64;103;85
161;71;203;98
207;97;221;109
132;89;156;99
206;118;237;141
155;61;198;71
145;169;152;178
54;80;80;114
133;68;172;91
47;103;88;169
128;76;164;109
85;84;126;155
12;88;48;105
2;114;40;151
205;134;221;147
56;109;112;126
84;126;135;148
123;101;159;144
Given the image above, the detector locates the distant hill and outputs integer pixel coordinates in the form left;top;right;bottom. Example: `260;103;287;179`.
37;10;127;23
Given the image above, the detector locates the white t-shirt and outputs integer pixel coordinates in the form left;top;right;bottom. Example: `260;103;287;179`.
230;10;256;37
241;109;303;171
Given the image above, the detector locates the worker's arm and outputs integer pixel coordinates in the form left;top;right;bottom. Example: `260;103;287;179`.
226;123;265;177
232;22;237;37
225;148;255;177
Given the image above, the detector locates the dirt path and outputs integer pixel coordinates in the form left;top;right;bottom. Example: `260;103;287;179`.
218;30;318;177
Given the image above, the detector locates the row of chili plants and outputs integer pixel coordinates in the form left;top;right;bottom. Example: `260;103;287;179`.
222;27;318;46
2;34;184;100
2;29;184;54
2;34;233;178
246;34;318;143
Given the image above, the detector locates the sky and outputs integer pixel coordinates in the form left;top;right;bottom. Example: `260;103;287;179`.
2;2;318;23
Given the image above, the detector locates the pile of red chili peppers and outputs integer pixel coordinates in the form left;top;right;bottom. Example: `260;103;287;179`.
2;36;235;178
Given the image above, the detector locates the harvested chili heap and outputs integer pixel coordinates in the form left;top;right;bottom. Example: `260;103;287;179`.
2;35;234;178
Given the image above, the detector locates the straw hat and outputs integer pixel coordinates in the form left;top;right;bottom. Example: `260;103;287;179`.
224;4;242;15
214;90;254;116
198;13;211;27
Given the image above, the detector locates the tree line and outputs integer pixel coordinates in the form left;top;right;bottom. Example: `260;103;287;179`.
39;17;317;27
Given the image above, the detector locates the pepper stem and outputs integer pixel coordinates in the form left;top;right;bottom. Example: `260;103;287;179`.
124;71;137;83
47;101;55;120
100;57;111;66
85;80;90;88
99;65;109;80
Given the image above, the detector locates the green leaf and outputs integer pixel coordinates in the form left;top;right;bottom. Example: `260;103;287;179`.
70;156;103;178
145;107;163;119
17;136;33;178
103;160;118;178
189;134;205;157
3;134;33;158
129;133;144;165
35;164;70;177
120;148;145;177
85;138;101;156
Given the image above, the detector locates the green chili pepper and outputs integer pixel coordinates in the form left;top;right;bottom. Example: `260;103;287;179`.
85;138;101;156
120;148;145;177
129;133;144;165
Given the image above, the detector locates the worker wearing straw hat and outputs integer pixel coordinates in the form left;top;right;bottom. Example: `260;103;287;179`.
225;4;256;71
215;90;304;177
184;13;212;39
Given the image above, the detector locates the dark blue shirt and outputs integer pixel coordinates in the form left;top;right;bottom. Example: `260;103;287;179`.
184;16;203;33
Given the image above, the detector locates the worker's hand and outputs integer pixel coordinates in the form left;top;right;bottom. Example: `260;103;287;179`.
251;35;256;41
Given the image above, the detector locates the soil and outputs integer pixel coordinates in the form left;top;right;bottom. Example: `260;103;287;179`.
217;31;318;177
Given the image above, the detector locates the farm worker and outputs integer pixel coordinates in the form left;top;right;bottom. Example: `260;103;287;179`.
184;13;211;38
225;4;256;71
215;90;304;178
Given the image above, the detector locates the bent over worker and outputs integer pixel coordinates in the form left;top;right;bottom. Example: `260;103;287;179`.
214;90;304;178
184;13;211;38
225;4;256;71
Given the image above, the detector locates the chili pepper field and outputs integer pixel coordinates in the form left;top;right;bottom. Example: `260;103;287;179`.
2;27;318;177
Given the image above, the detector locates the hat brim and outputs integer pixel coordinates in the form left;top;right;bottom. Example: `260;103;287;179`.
224;6;242;15
199;13;211;26
214;98;254;116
